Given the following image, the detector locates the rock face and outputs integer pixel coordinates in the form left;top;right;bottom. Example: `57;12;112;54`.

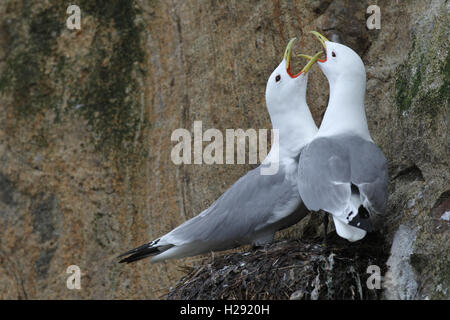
0;0;448;299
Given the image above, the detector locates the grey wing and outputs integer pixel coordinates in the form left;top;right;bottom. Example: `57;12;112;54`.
161;164;305;250
298;137;352;214
298;135;388;222
347;136;389;215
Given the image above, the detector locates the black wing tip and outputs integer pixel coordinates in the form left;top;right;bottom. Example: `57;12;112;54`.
118;255;145;264
348;206;374;232
117;252;139;263
116;242;150;259
118;249;158;264
118;257;131;264
117;241;160;264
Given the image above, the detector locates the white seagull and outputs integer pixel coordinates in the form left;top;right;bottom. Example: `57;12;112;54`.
118;39;321;263
297;31;388;242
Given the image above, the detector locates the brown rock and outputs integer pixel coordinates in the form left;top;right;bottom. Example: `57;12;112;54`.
0;0;448;299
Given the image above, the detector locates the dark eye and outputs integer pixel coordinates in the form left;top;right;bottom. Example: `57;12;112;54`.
331;51;336;57
275;75;281;82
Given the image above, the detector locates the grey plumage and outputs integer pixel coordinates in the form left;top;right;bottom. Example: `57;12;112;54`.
119;161;308;263
298;134;388;229
168;165;305;245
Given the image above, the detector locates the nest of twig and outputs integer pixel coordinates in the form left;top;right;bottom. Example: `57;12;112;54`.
166;232;388;300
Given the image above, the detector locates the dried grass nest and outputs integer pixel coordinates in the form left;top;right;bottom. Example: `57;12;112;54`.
167;233;388;300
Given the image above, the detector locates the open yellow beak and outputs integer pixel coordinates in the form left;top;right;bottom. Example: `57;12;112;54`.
283;38;319;77
297;51;322;73
310;31;329;50
283;37;296;71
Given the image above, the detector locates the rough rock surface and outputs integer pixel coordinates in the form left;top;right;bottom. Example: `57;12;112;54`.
0;0;448;299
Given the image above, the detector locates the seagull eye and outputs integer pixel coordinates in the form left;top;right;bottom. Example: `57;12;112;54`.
275;75;281;82
331;51;336;58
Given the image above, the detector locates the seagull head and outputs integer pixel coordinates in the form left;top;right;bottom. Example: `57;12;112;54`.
310;31;366;84
265;38;321;113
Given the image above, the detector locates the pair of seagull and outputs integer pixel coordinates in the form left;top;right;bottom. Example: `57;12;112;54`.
119;32;388;264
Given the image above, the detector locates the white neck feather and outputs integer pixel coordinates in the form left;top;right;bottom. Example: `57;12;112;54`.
266;100;318;163
318;75;372;141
